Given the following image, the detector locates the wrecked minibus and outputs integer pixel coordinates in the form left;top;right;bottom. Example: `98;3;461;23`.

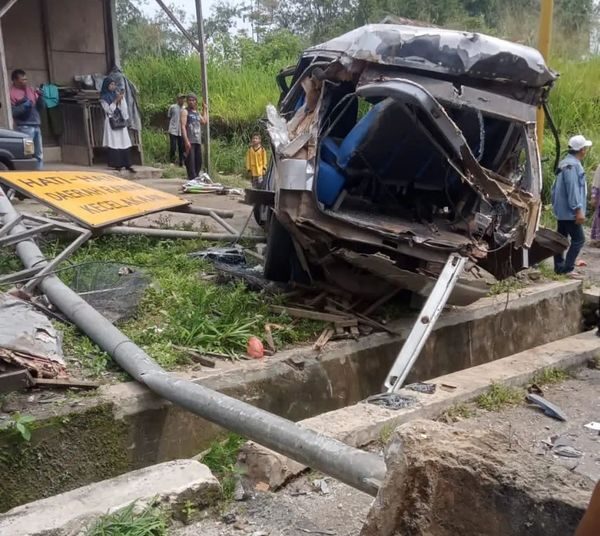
249;23;567;306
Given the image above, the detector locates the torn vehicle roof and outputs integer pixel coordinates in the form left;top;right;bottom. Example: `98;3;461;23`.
307;24;557;88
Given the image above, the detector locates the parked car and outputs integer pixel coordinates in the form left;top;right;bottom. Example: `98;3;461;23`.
249;23;567;305
0;128;36;171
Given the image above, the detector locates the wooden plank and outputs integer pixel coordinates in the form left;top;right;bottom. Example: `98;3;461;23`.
33;378;100;389
0;369;33;394
173;345;217;368
270;305;352;323
313;328;334;352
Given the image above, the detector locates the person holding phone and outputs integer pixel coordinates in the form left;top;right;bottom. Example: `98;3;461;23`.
10;69;43;169
100;77;135;173
180;93;208;180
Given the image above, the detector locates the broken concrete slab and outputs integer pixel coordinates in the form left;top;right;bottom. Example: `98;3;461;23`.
241;330;600;490
0;459;220;536
360;420;592;536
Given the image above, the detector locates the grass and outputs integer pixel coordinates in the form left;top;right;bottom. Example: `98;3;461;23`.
532;367;571;386
488;277;526;296
86;502;167;536
476;383;524;412
201;434;246;501
54;235;319;377
441;403;474;422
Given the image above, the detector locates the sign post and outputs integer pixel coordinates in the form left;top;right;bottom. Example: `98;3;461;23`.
0;171;189;228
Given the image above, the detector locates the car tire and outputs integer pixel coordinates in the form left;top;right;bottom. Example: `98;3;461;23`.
263;214;294;282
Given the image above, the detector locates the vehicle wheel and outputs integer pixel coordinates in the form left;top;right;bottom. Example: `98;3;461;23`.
263;214;293;282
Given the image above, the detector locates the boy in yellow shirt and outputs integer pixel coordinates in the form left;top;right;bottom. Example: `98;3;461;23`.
245;133;268;189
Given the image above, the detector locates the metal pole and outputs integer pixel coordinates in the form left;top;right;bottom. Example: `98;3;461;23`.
169;205;235;218
195;0;211;175
100;226;262;242
154;0;202;54
0;190;385;496
537;0;554;150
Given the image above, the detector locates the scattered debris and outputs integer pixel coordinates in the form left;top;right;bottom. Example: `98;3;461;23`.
189;245;246;265
32;378;100;390
440;383;458;391
405;382;436;394
0;294;65;380
527;383;544;396
526;393;568;421
553;445;584;459
182;177;243;196
255;481;270;493
296;528;336;535
365;393;417;410
312;478;331;495
584;422;600;432
222;513;237;525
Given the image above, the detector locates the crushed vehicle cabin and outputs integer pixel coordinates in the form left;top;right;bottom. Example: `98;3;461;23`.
249;23;567;306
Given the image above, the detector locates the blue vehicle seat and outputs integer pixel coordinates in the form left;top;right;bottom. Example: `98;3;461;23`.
316;100;389;206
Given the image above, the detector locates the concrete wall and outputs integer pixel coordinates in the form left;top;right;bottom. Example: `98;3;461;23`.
3;0;111;86
0;282;584;511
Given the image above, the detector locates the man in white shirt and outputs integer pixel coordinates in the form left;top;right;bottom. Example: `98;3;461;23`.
168;94;185;166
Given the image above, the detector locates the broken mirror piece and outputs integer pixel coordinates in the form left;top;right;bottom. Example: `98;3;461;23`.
0;293;65;378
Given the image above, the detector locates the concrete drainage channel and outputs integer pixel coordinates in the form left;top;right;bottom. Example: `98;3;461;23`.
0;280;587;513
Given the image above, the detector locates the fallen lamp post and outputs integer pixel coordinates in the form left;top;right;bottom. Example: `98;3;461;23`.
0;189;386;496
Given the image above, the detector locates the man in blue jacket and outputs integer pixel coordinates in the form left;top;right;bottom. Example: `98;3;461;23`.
552;134;592;278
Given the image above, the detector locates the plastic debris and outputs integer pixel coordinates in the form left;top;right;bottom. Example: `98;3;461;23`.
189;245;246;265
526;393;568;421
247;337;265;359
584;422;600;432
405;382;436;394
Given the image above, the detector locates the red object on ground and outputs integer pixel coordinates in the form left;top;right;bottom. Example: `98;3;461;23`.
247;337;264;359
576;260;588;267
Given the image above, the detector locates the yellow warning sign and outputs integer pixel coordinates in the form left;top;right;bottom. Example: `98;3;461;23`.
0;171;189;228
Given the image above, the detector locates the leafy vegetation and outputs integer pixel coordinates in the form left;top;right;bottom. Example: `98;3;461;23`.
201;434;246;500
86;502;167;536
476;383;524;412
8;413;35;442
532;367;571;386
58;236;318;376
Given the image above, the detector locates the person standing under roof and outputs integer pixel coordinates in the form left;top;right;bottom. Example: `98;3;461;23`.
100;77;135;173
551;134;592;279
180;93;208;181
10;69;43;169
168;94;185;167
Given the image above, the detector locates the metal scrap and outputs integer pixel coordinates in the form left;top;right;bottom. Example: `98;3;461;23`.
365;393;417;410
526;393;568;422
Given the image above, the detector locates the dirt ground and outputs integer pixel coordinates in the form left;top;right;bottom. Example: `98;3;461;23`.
457;367;600;483
172;474;373;536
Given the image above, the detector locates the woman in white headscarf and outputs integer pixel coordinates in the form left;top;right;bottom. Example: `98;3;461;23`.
590;165;600;246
